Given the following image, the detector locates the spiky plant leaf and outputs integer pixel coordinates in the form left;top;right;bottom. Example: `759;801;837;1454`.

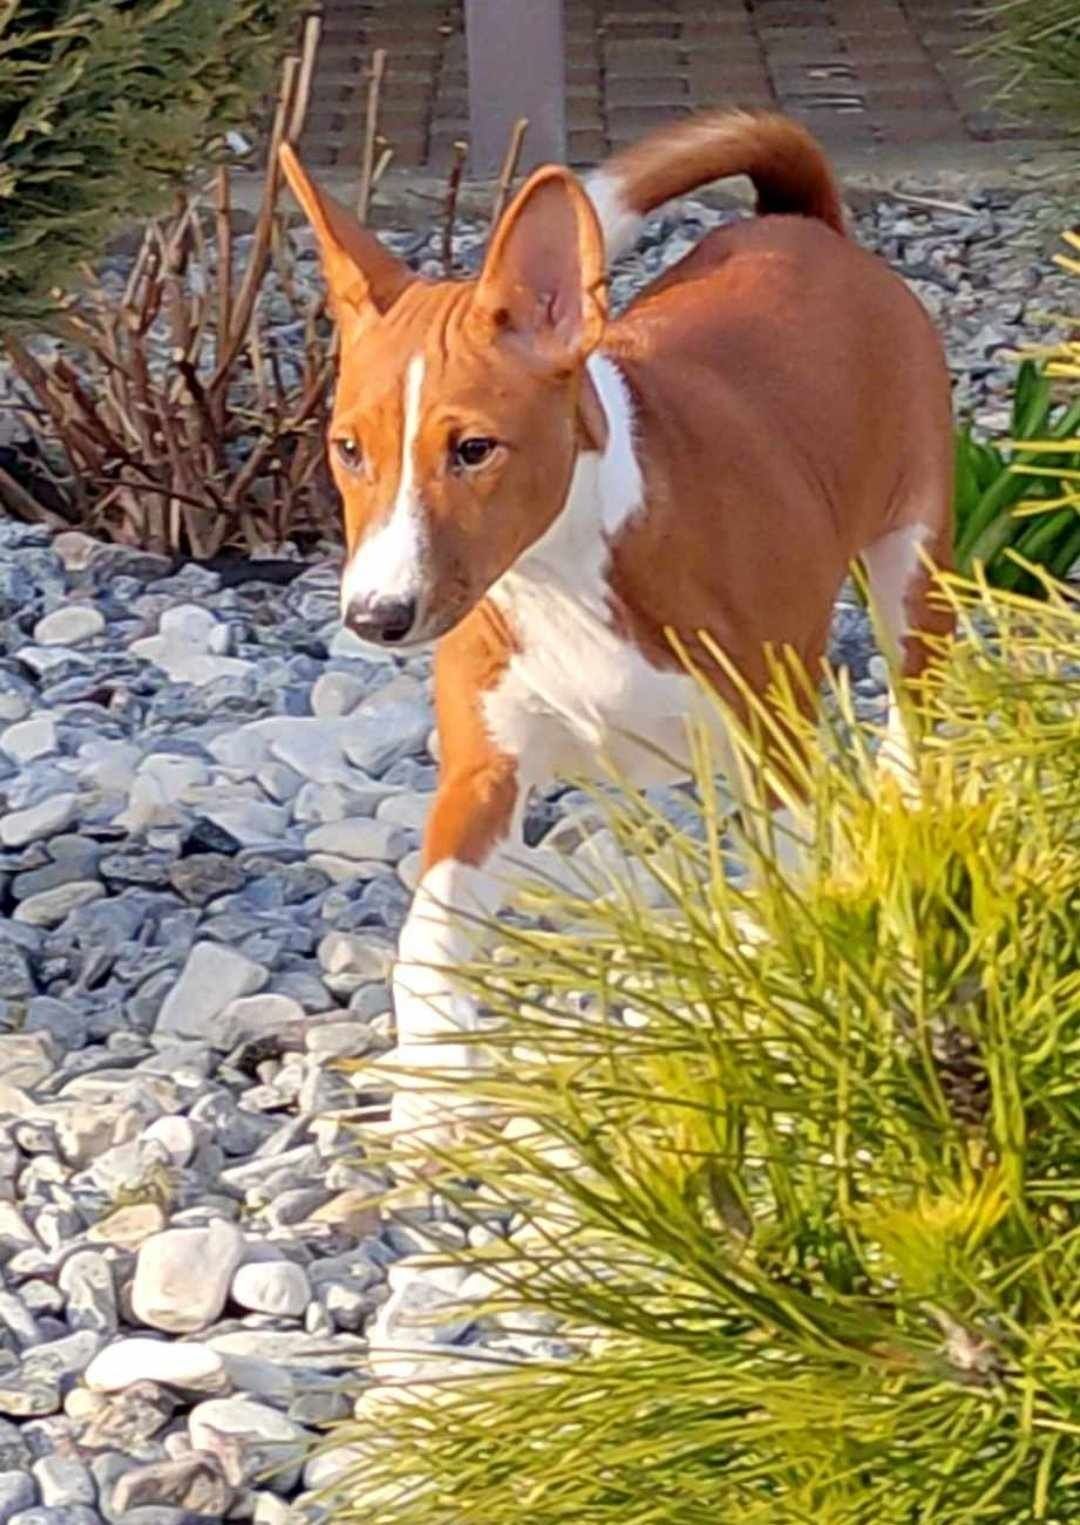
322;576;1080;1525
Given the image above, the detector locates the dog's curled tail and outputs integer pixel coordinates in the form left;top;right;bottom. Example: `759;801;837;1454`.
584;110;845;263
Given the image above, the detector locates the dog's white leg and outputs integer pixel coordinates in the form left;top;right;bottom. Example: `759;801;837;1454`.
861;524;932;804
389;853;508;1145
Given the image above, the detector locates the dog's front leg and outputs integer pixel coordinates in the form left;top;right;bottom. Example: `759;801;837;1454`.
388;613;522;1147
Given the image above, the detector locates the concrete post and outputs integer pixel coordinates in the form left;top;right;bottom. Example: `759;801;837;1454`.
464;0;567;176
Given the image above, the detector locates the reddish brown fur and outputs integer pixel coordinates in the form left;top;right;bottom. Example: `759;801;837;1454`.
280;112;954;878
602;214;953;693
600;111;847;236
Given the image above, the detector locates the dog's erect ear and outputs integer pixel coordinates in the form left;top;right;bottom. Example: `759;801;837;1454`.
471;166;607;367
279;145;414;327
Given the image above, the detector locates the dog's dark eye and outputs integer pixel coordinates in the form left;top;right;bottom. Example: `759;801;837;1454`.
453;436;497;470
334;438;363;472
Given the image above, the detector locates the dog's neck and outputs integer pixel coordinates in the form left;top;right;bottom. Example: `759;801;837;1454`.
499;353;644;606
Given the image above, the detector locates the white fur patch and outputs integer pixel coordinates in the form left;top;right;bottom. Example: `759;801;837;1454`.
340;354;428;615
862;522;932;804
389;855;505;1140
861;523;931;660
584;169;642;264
483;353;719;789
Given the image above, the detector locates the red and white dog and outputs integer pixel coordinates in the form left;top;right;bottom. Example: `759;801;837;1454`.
281;112;953;1135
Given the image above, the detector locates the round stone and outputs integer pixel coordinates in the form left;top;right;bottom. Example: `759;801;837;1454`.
0;717;57;765
84;1338;227;1395
33;606;106;647
13;881;104;929
0;794;79;849
131;1220;245;1334
230;1261;311;1318
188;1397;306;1489
140;1116;197;1167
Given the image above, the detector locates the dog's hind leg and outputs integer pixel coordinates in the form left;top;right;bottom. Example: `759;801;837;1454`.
861;515;954;801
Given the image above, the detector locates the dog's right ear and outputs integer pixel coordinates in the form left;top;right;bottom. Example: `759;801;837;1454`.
279;145;414;329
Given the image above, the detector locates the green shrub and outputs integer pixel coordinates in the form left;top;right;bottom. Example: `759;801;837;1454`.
0;0;298;328
979;0;1080;130
328;577;1080;1523
954;233;1080;592
954;359;1080;591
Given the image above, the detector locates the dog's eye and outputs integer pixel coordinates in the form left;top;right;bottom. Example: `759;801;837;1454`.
333;438;363;473
453;436;497;470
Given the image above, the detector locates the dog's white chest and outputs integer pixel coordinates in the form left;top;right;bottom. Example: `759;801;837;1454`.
483;570;697;786
480;353;703;788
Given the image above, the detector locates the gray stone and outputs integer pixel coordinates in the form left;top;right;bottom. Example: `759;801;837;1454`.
269;969;333;1012
254;761;302;803
348;983;392;1020
249;1492;291;1525
0;942;34;999
25;998;88;1050
217;994;304;1050
0;796;79;850
287;1389;351;1425
205;1329;366;1372
31;1456;94;1510
79;1383;175;1452
342;700;431;774
84;1340;226;1397
0;1375;59;1419
0;1295;40;1353
0;1473;36;1523
259;720;350;784
110;1455;231;1517
14;883;104;929
0;1202;39;1257
0;1422;31;1473
115;756;208;834
131;1221;244;1334
229;1261;310;1319
0;1085;31;1119
33;608;105;647
376;791;433;831
0;719;57;766
297;1065;355;1113
8;1510;102;1525
0;1034;57;1090
302;1444;365;1492
317;931;393;984
187;1397;306;1490
166;856;243;906
293;779;389;824
154;943;267;1041
304;818;407;862
310;672;367;719
305;1019;376;1061
58;1253;118;1336
21;1332;103;1389
198;801;288;848
138;1117;197;1168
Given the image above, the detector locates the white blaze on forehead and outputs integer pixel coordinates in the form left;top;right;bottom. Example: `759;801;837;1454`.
340;354;429;614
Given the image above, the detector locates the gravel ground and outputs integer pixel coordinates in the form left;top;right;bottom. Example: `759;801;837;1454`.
0;187;1073;1522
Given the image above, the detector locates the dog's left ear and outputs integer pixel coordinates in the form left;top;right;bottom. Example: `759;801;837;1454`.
472;166;607;368
279;144;414;331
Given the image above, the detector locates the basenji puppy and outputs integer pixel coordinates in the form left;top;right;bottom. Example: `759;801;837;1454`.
280;111;954;1140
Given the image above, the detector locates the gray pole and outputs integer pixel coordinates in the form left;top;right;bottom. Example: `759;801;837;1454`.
464;0;567;176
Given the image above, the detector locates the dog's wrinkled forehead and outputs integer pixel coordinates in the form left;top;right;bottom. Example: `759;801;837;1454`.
331;278;542;449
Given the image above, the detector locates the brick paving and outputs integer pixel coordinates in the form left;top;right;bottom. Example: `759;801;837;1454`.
298;0;1055;174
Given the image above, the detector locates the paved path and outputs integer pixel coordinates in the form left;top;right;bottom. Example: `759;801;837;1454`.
298;0;1054;176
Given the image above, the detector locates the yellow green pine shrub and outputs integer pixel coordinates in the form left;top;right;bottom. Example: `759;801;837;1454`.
325;574;1080;1524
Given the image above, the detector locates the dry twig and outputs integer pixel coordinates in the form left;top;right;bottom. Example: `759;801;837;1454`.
357;48;387;222
491;116;529;228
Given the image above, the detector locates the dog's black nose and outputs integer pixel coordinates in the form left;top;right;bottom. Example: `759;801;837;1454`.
345;595;417;645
